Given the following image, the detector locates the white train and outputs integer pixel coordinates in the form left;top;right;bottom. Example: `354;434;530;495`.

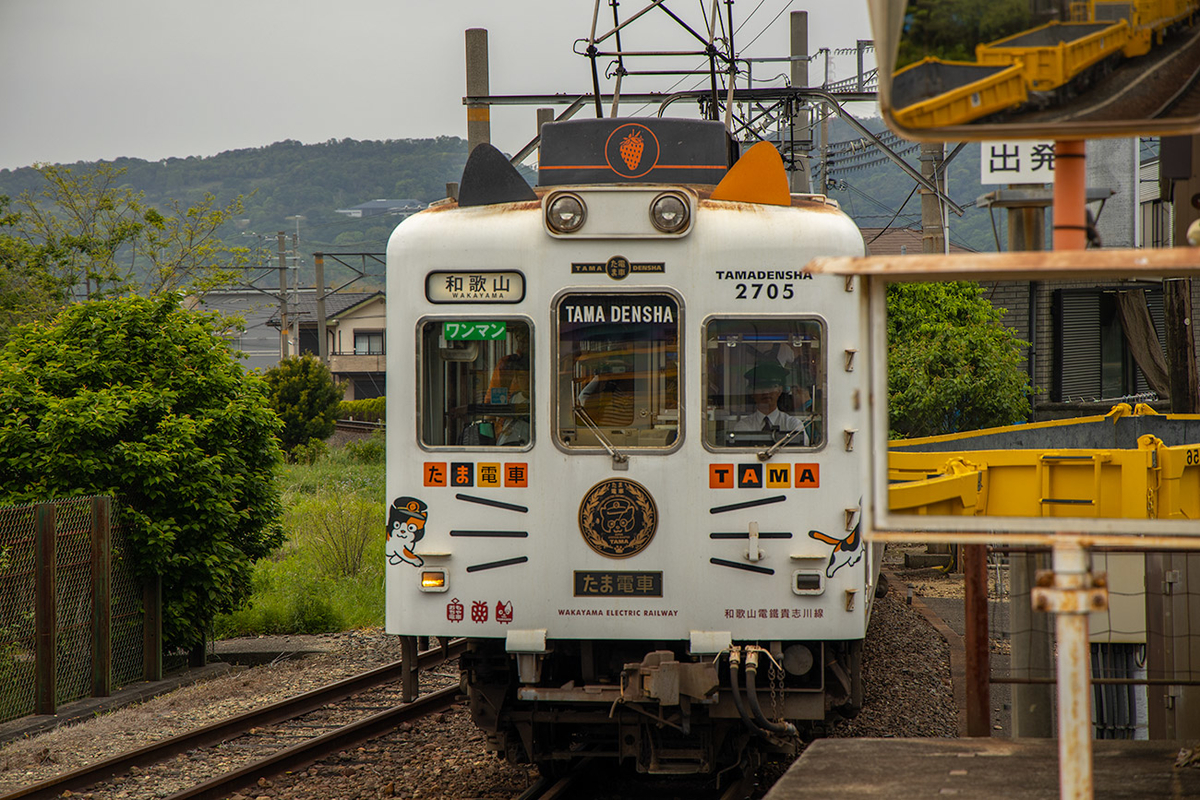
385;116;881;776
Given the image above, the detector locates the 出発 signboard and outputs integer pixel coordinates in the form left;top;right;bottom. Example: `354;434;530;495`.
980;141;1055;185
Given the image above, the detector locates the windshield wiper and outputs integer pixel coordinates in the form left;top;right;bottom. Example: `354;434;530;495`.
758;423;808;462
574;405;629;469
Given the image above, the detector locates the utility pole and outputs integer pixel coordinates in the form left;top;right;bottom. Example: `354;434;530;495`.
788;11;811;193
277;231;289;359
466;28;491;154
1004;176;1054;739
920;143;946;253
315;254;328;364
1163;134;1200;414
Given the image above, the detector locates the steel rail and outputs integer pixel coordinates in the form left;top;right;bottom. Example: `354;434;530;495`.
0;639;466;800
164;685;462;800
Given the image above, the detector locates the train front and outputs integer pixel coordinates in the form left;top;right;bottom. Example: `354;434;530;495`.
385;117;877;775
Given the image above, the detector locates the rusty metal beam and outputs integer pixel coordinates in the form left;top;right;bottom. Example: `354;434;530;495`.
963;544;991;737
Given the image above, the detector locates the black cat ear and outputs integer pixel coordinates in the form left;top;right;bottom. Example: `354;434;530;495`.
458;143;538;207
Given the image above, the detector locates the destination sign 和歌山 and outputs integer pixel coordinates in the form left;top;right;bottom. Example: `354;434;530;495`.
426;270;525;303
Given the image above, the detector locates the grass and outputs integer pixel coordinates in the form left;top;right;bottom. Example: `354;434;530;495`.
213;434;387;638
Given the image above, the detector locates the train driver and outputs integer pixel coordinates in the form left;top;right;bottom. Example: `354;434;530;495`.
730;363;808;444
487;326;531;445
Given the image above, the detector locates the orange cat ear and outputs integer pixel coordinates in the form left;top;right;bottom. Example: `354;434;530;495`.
711;142;791;206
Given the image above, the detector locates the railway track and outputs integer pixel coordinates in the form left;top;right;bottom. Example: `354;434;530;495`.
1;638;466;800
1152;55;1200;118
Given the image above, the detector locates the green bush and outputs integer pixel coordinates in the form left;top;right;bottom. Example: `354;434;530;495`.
291;438;328;465
888;282;1031;437
263;355;344;453
215;458;385;637
0;295;284;652
338;397;385;422
343;431;385;464
288;483;378;578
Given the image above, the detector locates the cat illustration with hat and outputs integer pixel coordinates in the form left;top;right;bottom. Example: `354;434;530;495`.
387;497;428;567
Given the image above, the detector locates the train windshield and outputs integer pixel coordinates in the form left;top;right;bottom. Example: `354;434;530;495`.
419;319;531;448
704;318;824;449
556;292;680;451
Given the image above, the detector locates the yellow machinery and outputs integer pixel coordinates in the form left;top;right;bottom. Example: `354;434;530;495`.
889;404;1200;520
1072;0;1199;56
976;20;1130;92
891;57;1027;127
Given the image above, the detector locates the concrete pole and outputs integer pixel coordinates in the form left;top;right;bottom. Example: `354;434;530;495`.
465;28;491;154
315;254;328;364
1005;189;1054;739
788;11;811;193
920;143;946;253
537;107;554;161
277;232;289;359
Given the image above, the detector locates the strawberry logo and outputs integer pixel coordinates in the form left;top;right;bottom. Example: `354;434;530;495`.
619;129;644;170
605;124;659;178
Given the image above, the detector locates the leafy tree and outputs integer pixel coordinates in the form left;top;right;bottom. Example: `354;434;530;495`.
897;0;1030;66
0;196;66;342
11;162;249;300
0;295;285;651
263;355;345;454
888;282;1031;437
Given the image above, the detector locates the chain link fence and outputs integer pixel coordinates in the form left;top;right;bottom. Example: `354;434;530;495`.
0;497;149;725
980;547;1200;740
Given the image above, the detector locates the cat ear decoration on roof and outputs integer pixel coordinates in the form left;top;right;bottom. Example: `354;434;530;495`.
710;141;791;206
457;143;538;208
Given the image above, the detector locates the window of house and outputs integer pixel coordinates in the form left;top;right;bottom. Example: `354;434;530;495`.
355;330;385;355
703;318;824;450
419;319;531;447
555;293;680;451
1053;288;1164;402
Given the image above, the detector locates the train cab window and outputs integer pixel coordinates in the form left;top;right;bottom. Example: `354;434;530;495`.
419;319;531;448
704;319;824;450
556;293;680;451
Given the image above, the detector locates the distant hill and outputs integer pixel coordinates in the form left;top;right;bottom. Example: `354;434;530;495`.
0;137;474;289
818;116;999;253
0;128;1007;288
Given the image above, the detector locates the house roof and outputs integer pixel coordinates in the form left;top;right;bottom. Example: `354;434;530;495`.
266;291;384;328
859;227;975;256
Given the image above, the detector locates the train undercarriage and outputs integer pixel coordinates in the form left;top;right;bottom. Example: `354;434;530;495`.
460;637;864;774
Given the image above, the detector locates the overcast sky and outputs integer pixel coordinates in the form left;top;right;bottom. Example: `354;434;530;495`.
0;0;875;172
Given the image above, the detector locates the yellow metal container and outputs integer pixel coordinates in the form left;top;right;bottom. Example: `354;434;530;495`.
977;20;1130;91
892;57;1027;127
889;405;1200;520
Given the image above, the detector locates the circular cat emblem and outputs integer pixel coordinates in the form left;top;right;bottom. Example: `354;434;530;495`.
579;478;658;558
605;256;630;280
604;123;660;179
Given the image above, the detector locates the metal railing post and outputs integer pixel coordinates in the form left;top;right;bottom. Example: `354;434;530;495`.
34;503;57;715
91;497;112;697
1032;540;1107;800
143;576;162;682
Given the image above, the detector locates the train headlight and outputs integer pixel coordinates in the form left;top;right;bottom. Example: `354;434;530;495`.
546;193;586;233
419;568;448;592
650;193;689;233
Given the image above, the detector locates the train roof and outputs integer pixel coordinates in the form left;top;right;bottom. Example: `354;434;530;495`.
537;117;732;187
